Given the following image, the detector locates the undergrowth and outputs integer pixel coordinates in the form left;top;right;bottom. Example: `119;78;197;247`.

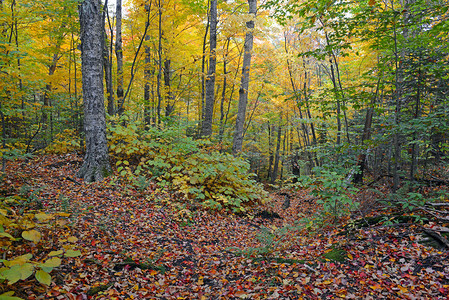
107;117;268;213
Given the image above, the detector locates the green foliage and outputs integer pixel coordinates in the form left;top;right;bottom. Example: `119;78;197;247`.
45;129;81;154
107;120;268;212
295;167;359;222
0;193;81;288
0;291;23;299
228;225;290;258
323;247;347;263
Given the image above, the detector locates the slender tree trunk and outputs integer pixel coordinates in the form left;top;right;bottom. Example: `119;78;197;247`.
144;1;152;125
329;58;342;146
271;118;282;184
156;0;162;124
200;0;218;137
280;126;286;183
77;0;111;182
353;78;380;184
268;122;274;180
232;0;257;154
164;59;174;117
115;0;124;115
103;3;114;115
410;68;421;181
200;0;210;129
220;40;244;146
218;38;230;142
392;1;403;191
0;101;6;172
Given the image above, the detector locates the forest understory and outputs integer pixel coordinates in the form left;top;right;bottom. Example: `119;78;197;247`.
1;153;449;299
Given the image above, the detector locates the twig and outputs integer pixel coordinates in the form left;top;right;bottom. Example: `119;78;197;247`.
421;227;449;249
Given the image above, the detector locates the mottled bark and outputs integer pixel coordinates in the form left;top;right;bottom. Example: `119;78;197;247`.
232;0;256;154
200;0;217;137
77;0;111;182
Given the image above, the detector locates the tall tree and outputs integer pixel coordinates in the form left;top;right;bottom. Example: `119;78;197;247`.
232;0;256;154
77;0;111;182
200;0;218;137
103;1;114;115
115;0;124;115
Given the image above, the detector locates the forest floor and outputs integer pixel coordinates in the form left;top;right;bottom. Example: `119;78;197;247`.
2;154;449;299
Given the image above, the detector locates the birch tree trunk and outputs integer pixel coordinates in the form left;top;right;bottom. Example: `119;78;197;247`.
77;0;111;182
200;0;217;137
232;0;256;154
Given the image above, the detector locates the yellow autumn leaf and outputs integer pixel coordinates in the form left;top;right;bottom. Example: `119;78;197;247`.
40;257;62;268
67;236;78;243
35;213;53;222
4;254;33;267
22;229;42;243
48;250;63;256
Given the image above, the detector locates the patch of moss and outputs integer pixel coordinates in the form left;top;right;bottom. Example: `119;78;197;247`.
323;247;347;262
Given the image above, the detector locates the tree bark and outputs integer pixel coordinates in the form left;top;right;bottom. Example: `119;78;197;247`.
200;0;217;137
103;3;114;115
144;1;152;125
77;0;111;182
164;59;174;117
200;0;210;130
156;0;162;124
115;0;124;115
232;0;256;154
353;78;380;184
218;37;230;142
271;118;282;184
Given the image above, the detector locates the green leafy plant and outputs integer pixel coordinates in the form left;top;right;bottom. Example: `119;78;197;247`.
228;225;290;259
0;197;81;288
296;167;359;223
107;120;268;212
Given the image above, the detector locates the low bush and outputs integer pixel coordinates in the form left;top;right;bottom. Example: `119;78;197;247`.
108;119;268;212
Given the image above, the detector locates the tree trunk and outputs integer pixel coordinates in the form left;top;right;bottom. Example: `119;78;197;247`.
353;78;380;184
232;0;256;154
271;119;282;184
218;37;230;142
144;2;152;125
410;68;421;181
103;4;114;115
115;0;124;115
164;59;174;117
200;0;210;131
77;0;111;182
156;0;162;124
200;0;217;137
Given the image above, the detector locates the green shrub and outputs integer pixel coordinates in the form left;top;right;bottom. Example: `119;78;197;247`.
295;167;359;223
0;195;81;288
107;120;268;212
